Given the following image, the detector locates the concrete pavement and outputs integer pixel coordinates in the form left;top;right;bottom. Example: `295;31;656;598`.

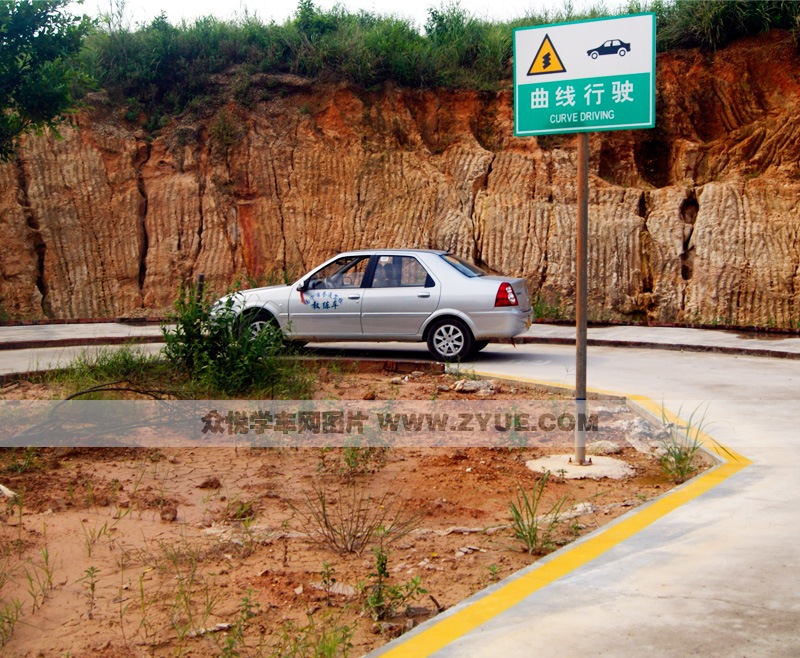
0;321;164;350
517;322;800;358
2;321;799;376
0;321;164;376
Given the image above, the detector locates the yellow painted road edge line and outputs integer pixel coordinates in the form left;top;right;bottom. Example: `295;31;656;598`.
376;375;751;658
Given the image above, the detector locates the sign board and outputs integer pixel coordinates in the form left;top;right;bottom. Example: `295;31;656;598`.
514;14;655;136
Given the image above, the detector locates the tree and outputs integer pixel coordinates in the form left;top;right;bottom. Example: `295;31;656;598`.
0;0;92;161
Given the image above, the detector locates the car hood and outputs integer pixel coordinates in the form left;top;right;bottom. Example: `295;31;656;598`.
213;284;294;313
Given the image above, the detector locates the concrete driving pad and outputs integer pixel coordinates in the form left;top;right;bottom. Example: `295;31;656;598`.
525;454;635;479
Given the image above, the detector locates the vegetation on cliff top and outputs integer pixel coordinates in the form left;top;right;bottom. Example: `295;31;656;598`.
80;0;798;129
3;0;800;145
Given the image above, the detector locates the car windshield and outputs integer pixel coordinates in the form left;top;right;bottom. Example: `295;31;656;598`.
440;254;487;278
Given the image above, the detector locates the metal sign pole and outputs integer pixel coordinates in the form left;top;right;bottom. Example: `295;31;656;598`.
513;13;655;466
575;133;589;465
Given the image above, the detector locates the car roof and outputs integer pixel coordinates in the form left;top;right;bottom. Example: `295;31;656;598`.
334;248;449;257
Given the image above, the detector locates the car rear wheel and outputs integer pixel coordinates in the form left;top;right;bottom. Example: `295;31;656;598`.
427;318;474;362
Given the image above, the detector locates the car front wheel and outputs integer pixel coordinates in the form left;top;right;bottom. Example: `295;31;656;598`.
240;310;279;340
427;318;475;362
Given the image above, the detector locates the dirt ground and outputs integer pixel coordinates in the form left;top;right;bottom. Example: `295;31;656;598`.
0;367;702;657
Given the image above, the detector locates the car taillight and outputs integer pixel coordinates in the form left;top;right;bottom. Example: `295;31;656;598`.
495;282;518;307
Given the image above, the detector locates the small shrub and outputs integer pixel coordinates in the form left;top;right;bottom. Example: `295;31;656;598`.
532;293;567;322
161;283;309;397
209;108;243;153
509;471;567;555
219;590;259;657
292;483;420;556
361;544;426;621
659;405;707;484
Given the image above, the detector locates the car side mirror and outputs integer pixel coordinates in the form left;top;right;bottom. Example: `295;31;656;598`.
297;280;308;292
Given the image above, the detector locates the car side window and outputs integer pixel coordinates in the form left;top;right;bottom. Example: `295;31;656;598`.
307;256;369;289
372;256;431;288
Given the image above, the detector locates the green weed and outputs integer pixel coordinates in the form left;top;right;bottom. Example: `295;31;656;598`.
269;608;355;657
361;542;426;621
509;470;568;555
78;566;100;620
1;448;42;474
659;405;708;484
532;293;567;322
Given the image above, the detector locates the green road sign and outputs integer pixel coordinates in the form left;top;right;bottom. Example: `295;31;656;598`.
514;14;655;136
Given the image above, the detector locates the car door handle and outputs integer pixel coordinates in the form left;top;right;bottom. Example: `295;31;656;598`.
348;294;361;300
417;292;430;298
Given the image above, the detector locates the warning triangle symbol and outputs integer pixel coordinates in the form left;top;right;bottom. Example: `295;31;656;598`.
527;34;566;76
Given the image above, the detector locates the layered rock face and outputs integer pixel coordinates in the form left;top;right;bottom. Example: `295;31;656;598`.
1;32;798;327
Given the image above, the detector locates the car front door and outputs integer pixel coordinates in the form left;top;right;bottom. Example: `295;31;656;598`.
361;255;440;336
287;255;370;338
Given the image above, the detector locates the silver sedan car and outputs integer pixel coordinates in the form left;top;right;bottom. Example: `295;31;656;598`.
215;249;533;361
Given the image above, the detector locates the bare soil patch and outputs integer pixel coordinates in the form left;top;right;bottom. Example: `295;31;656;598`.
0;368;700;657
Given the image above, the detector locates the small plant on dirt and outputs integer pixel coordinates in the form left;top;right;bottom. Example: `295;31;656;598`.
269;609;355;658
342;446;387;477
79;566;100;620
361;539;427;622
318;446;389;480
81;520;109;558
292;483;420;556
0;598;22;648
218;589;259;657
320;562;337;606
10;494;24;556
659;406;708;484
136;572;157;645
169;561;220;645
509;471;568;555
39;345;179;401
1;448;42;474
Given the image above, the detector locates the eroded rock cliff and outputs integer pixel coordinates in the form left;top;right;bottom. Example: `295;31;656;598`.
1;31;798;327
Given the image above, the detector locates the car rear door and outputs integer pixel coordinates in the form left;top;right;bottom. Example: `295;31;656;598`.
361;255;440;336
